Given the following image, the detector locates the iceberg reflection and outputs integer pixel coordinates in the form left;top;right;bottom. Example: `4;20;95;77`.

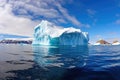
32;46;89;68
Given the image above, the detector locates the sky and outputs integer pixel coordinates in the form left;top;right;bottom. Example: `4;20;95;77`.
0;0;120;43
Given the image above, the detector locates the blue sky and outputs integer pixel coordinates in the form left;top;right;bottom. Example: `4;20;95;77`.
0;0;120;43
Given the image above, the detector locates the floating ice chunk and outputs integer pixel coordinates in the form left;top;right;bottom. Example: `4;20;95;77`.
32;20;89;45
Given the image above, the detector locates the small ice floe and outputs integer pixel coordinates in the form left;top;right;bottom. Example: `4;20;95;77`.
47;63;64;67
68;66;76;69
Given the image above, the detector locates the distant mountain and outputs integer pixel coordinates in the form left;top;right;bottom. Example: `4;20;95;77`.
112;40;120;45
94;39;110;45
0;38;33;44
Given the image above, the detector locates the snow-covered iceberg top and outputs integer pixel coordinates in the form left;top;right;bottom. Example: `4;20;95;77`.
32;20;89;45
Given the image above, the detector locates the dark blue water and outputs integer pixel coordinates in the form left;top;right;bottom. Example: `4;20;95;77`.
0;44;120;80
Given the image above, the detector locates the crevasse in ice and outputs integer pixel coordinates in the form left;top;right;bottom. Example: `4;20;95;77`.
32;20;89;45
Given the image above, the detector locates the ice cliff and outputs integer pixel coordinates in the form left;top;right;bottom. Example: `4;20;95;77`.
32;20;89;45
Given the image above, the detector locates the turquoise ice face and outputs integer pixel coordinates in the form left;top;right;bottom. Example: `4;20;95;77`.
32;20;89;46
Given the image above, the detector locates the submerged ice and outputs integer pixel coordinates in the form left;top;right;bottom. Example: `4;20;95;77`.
32;20;89;45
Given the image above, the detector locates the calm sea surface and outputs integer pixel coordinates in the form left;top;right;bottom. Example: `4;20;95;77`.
0;44;120;80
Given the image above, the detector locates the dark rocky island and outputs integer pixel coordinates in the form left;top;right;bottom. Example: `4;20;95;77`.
0;38;33;44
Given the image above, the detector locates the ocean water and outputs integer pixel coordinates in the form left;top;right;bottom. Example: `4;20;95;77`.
0;44;120;80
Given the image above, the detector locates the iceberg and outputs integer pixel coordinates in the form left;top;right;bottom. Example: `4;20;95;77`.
32;20;89;45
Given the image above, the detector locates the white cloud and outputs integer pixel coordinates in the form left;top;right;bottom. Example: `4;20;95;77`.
116;0;120;7
86;9;96;18
116;19;120;24
0;4;39;37
86;9;97;26
96;35;102;39
116;14;120;17
8;0;60;18
7;0;88;26
55;3;82;27
0;0;90;37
